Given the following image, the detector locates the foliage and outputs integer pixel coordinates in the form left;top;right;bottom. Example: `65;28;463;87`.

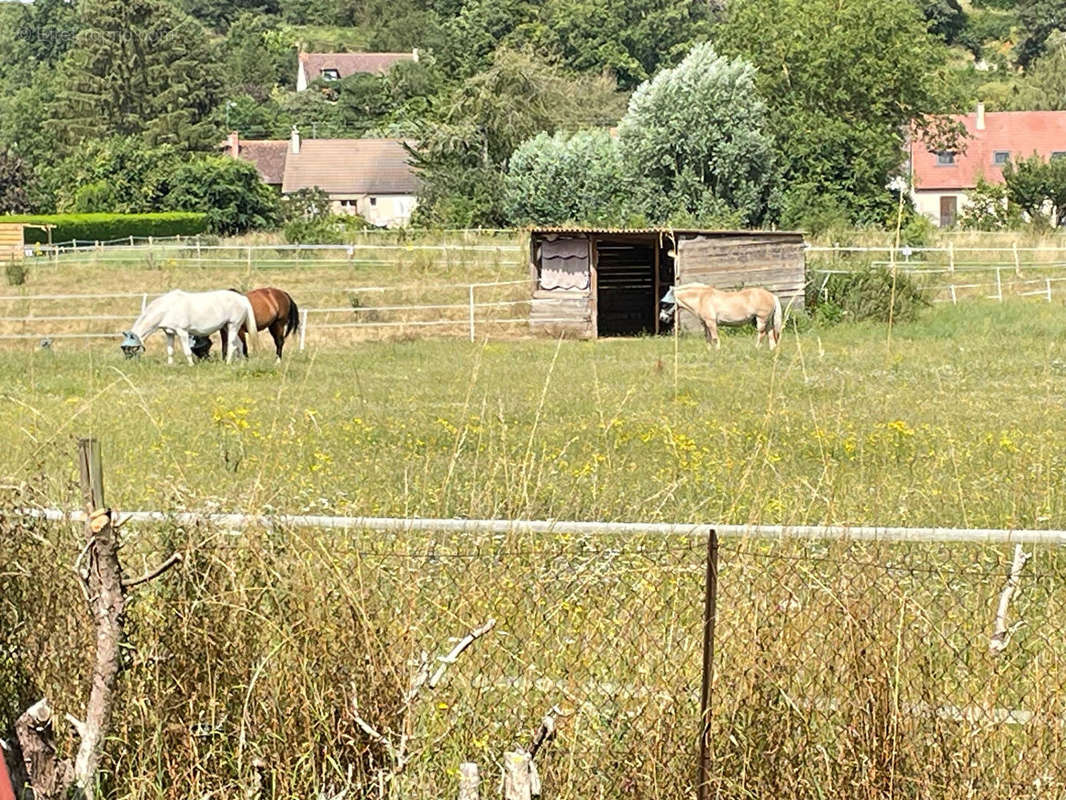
716;0;964;226
918;0;968;44
283;213;371;243
55;0;224;151
14;0;81;64
221;13;296;99
281;187;333;222
531;0;716;89
1007;31;1066;109
617;43;779;227
0;152;32;215
807;264;931;324
48;137;182;214
5;259;28;287
0;212;209;243
163;157;281;235
959;177;1018;229
504;130;629;225
412;48;626;226
1016;0;1066;66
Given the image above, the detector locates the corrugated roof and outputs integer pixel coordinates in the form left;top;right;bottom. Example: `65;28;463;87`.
282;139;419;195
911;110;1066;190
299;51;415;81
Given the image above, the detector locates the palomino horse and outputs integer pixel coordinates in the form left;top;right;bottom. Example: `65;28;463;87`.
120;289;257;365
660;283;783;350
219;287;300;362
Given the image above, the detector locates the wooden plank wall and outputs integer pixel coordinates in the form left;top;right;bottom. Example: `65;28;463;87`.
677;235;806;312
0;224;24;262
529;289;594;338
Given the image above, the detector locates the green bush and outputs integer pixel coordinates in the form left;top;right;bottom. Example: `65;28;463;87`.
284;214;371;244
807;264;931;324
0;213;208;244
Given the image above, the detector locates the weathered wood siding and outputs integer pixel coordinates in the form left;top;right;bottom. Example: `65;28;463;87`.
676;234;805;312
0;224;24;263
529;289;594;338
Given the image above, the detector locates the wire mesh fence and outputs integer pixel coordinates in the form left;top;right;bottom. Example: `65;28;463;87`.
4;509;1066;799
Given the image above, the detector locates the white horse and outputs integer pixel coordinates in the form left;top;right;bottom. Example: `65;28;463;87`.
120;290;257;365
660;283;783;351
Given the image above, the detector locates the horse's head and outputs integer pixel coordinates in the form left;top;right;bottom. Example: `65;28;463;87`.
120;331;144;359
659;286;677;325
190;335;213;361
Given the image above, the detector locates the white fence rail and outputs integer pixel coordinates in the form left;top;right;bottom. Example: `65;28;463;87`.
23;507;1066;545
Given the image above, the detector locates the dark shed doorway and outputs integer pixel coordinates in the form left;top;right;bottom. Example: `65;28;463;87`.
594;237;675;336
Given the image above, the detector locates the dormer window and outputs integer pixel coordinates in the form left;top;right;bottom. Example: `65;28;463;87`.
936;151;955;166
321;68;341;80
993;151;1010;165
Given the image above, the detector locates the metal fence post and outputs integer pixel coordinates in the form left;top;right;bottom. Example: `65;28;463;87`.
698;528;718;800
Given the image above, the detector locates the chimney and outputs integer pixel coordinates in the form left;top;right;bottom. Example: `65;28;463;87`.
976;101;986;131
290;126;301;155
412;48;419;63
227;131;239;157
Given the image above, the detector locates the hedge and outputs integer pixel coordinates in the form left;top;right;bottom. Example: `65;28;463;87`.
0;212;209;244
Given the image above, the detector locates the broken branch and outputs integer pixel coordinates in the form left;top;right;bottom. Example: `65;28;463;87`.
122;552;183;589
990;544;1030;655
428;618;496;689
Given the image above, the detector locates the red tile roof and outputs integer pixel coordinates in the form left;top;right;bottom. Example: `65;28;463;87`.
299;52;415;81
911;110;1066;190
282;139;419;195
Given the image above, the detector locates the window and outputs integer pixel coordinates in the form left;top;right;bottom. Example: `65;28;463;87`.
936;151;955;166
369;197;377;206
1053;151;1066;160
993;151;1010;165
321;68;340;80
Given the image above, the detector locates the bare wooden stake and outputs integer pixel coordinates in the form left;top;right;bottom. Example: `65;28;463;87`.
458;762;480;800
990;544;1031;655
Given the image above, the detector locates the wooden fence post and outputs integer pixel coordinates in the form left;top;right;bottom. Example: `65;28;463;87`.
948;241;954;273
502;750;532;800
1012;241;1021;277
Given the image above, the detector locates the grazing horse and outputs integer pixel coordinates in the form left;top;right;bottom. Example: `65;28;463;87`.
660;283;783;351
219;287;300;362
120;289;257;365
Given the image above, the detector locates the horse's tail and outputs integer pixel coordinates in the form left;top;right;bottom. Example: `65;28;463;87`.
239;296;258;353
286;293;300;337
770;293;783;350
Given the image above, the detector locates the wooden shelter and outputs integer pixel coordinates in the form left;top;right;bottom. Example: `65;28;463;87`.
528;228;806;338
0;222;53;263
0;223;25;263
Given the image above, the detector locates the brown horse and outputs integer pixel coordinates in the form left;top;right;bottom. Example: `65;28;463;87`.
214;287;300;361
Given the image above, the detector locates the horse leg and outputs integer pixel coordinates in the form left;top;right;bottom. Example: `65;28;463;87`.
270;320;285;362
165;332;175;365
707;318;720;350
756;315;767;348
226;325;241;364
239;327;248;359
175;330;194;366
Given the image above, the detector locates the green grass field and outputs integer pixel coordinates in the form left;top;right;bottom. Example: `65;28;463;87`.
5;295;1066;799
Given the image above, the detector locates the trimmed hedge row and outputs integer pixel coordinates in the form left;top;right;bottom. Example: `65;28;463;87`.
0;212;209;244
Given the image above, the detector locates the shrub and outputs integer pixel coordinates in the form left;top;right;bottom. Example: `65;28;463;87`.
4;258;27;286
807;264;931;324
0;212;209;244
283;214;371;244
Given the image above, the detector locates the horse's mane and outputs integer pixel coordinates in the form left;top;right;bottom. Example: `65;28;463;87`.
228;288;241;294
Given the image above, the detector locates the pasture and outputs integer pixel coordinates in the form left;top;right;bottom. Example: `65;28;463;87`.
4;275;1066;797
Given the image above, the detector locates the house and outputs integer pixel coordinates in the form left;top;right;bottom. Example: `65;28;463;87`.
296;50;419;91
909;104;1066;227
282;130;418;226
528;228;805;338
223;133;287;189
223;130;420;227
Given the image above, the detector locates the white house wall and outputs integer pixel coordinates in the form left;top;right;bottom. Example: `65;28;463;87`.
912;190;971;227
327;194;417;227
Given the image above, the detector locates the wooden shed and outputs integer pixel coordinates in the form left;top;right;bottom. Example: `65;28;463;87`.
0;223;25;263
528;228;806;338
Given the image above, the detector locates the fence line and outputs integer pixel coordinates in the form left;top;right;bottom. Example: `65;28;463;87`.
23;507;1066;545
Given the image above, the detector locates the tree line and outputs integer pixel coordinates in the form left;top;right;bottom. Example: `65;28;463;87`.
0;0;1064;234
